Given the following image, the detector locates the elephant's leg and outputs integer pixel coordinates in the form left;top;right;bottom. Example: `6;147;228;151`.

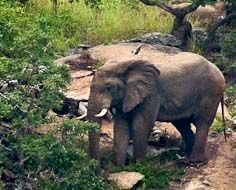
189;101;219;163
132;97;159;161
172;120;195;156
113;116;130;166
187;124;209;163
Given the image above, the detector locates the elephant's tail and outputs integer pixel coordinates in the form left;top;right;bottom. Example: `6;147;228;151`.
221;95;227;142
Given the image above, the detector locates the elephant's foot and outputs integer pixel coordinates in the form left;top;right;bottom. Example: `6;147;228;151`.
177;156;208;168
187;153;208;166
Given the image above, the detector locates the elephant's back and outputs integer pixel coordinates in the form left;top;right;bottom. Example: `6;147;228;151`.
155;51;224;84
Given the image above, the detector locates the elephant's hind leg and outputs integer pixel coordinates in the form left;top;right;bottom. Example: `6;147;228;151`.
189;100;220;163
113;116;130;166
172;120;195;156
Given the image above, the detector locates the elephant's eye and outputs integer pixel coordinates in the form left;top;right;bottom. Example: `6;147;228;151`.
106;85;112;91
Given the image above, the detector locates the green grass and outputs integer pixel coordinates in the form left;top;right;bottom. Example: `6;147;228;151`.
211;118;225;132
25;0;173;47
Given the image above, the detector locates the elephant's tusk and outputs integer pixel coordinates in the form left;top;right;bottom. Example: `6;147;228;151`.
77;113;87;120
95;108;108;117
77;101;88;120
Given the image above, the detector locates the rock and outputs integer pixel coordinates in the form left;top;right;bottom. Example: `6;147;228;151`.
192;28;207;48
202;180;211;186
184;179;206;190
123;32;182;47
64;44;91;56
107;171;144;189
55;51;98;71
54;54;82;66
226;128;233;135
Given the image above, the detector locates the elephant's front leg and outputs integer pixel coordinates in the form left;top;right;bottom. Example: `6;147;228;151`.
132;97;160;161
113;115;130;166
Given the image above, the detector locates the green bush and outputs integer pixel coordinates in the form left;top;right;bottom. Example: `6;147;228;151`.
19;120;104;190
221;29;236;59
0;2;105;189
113;151;184;189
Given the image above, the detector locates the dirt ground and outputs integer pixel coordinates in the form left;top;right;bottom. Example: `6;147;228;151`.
100;122;236;190
169;128;236;190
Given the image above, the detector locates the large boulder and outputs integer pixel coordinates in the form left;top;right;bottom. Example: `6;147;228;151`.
123;32;182;48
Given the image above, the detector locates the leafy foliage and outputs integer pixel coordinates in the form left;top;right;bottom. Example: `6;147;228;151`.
0;1;104;189
0;1;70;128
221;29;236;59
113;150;184;189
1;120;105;190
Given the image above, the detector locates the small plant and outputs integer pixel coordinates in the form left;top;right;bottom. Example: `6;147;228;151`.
112;150;184;189
211;118;225;132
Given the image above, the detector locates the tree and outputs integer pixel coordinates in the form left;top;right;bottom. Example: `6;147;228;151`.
206;1;236;44
139;0;236;49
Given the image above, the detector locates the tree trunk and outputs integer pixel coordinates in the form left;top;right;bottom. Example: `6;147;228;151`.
171;15;192;48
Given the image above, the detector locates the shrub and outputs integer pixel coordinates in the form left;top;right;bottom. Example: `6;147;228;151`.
112;151;184;189
221;29;236;59
0;2;105;189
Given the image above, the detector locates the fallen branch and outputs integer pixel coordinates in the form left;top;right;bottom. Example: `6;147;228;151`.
132;44;143;55
74;72;95;79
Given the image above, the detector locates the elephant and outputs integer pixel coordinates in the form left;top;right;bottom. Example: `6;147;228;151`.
87;52;225;169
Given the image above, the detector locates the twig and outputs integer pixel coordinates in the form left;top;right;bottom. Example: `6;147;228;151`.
0;138;12;151
132;44;143;55
74;72;94;79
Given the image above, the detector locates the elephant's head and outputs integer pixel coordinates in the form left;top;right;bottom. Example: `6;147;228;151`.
87;60;160;170
88;60;160;118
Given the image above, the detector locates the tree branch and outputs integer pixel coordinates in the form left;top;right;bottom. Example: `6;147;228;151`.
139;0;177;15
140;0;204;16
181;0;205;15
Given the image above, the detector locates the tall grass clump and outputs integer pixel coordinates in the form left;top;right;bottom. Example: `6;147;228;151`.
25;0;173;46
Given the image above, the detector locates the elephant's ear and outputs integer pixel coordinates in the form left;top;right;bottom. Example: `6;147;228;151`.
122;60;160;113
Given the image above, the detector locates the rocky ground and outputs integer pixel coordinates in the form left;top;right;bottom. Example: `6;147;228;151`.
55;40;236;190
169;129;236;190
100;121;236;190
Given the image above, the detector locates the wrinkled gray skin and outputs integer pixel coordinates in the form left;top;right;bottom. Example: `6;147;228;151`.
87;56;225;170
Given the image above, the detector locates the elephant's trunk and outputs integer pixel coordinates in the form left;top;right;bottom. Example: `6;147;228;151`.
87;91;112;174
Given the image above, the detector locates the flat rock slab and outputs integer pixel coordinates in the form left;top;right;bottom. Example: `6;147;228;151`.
56;43;181;102
88;43;181;64
108;171;144;189
65;70;93;101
